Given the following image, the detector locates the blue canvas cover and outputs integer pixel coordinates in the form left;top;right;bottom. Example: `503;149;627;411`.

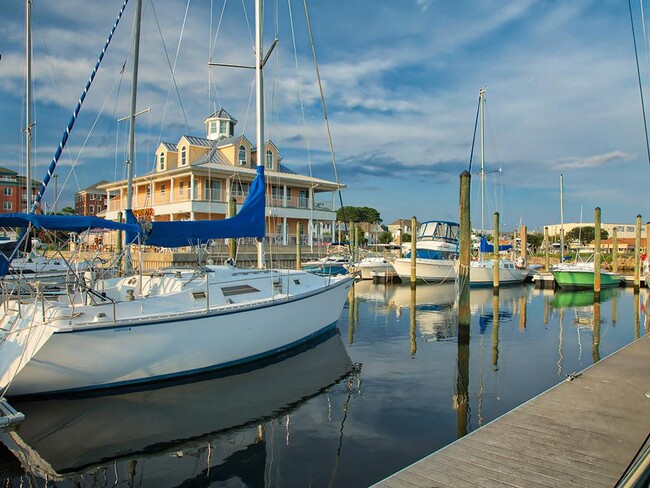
141;166;266;247
479;236;512;253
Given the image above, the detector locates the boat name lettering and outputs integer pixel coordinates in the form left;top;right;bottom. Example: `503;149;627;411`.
113;327;132;333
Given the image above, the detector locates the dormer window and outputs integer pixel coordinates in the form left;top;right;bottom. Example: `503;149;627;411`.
238;145;247;165
181;146;187;166
159;152;165;171
265;150;273;170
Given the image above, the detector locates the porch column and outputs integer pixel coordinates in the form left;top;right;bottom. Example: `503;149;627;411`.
170;177;175;203
283;217;288;245
190;174;195;200
308;218;314;246
283;185;288;207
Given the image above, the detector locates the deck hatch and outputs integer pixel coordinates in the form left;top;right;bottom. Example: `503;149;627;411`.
221;285;261;296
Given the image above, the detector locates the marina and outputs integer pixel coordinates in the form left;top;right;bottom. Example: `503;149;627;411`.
1;280;648;485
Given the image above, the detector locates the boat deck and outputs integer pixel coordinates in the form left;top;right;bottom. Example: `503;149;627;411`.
373;335;650;487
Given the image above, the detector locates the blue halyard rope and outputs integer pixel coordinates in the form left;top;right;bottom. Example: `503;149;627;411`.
30;0;131;213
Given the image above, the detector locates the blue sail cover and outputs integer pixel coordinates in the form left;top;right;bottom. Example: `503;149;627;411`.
141;166;266;247
479;236;512;253
0;213;141;278
0;213;139;233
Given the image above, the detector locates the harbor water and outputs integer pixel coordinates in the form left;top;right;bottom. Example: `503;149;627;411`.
1;280;647;487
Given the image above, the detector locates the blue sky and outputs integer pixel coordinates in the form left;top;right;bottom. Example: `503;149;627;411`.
2;0;649;232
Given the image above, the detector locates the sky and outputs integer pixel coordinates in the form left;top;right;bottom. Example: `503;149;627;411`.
2;0;650;233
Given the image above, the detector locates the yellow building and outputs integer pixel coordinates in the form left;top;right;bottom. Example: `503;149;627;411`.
101;109;343;245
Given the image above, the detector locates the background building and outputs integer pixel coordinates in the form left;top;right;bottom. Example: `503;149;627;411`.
0;167;40;213
75;180;109;216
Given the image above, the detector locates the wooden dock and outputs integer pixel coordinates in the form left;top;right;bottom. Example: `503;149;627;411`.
373;335;650;487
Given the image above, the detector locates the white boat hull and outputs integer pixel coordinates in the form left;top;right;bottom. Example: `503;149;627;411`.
392;258;456;283
468;260;528;286
4;269;353;396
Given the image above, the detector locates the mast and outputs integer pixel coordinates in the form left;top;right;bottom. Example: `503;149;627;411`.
255;0;265;268
126;0;143;213
478;88;485;233
560;173;564;264
25;0;33;213
125;0;143;273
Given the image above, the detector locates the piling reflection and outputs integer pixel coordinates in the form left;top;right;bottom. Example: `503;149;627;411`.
1;331;355;486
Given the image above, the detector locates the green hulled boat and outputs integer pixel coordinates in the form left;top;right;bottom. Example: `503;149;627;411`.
551;262;621;290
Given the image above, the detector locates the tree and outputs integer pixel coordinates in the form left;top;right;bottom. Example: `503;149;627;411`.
526;233;544;253
336;206;381;224
59;206;76;215
565;226;608;244
378;231;393;244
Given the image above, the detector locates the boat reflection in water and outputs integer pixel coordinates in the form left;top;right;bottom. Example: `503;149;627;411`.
1;330;355;485
353;281;530;342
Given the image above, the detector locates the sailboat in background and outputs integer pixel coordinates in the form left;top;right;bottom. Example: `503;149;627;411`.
550;176;621;289
467;89;527;287
0;0;353;398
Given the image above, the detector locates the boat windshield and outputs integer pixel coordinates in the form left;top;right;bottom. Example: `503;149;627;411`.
417;221;460;243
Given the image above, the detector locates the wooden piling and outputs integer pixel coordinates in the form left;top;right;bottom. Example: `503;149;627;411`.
296;222;302;270
228;197;237;260
493;212;500;293
593;301;601;363
635;214;641;292
459;171;471;327
544;226;549;272
410;286;417;357
410;216;417;285
520;225;527;266
594;207;601;299
612;227;618;274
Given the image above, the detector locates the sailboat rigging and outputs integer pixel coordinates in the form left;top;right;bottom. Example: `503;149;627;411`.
0;0;354;398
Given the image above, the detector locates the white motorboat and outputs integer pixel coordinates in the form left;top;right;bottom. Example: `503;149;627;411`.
392;220;459;283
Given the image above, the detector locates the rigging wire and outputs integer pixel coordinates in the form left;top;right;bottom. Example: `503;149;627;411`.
150;0;191;138
628;0;650;166
467;93;481;173
302;0;349;252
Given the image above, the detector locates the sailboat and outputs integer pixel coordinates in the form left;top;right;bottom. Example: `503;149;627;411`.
467;89;527;287
549;175;621;290
0;0;354;397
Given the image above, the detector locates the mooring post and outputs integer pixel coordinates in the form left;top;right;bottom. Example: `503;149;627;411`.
544;226;549;272
612;227;618;274
459;171;471;328
521;225;527;266
410;216;417;285
593;301;601;363
635;214;641;292
594;207;601;300
296;221;302;270
228;197;237;261
493;212;500;293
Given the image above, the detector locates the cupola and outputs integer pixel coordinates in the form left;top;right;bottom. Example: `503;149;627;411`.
204;108;237;140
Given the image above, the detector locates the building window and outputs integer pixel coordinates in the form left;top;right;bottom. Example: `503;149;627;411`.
3;202;11;210
2;188;11;196
265;149;273;169
179;181;185;197
209;120;217;134
159;152;165;171
181;146;187;166
89;205;94;214
146;185;151;197
90;194;95;200
238;145;247;165
160;184;166;196
220;120;227;135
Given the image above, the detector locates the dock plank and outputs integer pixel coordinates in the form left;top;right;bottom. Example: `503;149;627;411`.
373;335;650;487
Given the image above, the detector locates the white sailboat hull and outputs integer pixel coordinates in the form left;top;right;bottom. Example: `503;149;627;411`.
468;260;527;286
392;258;457;283
3;268;353;396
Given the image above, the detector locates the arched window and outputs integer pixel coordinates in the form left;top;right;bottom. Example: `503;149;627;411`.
181;146;187;166
238;145;247;165
265;149;273;169
159;152;165;171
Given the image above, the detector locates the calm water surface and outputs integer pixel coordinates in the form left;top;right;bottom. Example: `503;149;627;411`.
2;281;648;487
